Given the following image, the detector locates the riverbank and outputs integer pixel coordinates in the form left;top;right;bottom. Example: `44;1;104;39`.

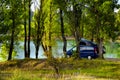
105;58;120;61
0;58;120;80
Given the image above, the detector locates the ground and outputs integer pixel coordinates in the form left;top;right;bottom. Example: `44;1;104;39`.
0;58;120;80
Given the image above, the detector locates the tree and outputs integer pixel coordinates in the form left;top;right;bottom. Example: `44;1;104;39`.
0;0;10;36
53;0;68;57
59;9;67;57
73;2;82;58
27;0;32;58
115;10;120;37
32;0;46;59
85;0;119;59
7;0;23;60
0;0;4;34
41;0;56;58
65;0;83;58
0;0;11;60
23;0;28;58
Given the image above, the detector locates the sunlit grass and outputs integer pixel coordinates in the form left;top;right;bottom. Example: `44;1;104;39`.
2;69;108;80
0;59;120;80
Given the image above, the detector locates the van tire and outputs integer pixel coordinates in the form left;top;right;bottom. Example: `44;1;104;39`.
88;56;92;60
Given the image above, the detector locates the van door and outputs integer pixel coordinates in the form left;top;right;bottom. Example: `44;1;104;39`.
85;41;95;57
80;41;87;57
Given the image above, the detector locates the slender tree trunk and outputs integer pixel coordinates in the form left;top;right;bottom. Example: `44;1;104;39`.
98;38;104;59
24;0;28;58
36;17;40;59
96;13;104;59
35;0;44;59
59;9;67;57
35;45;39;59
73;4;81;59
41;42;47;52
8;13;15;60
75;30;81;58
28;0;31;58
24;16;27;58
48;1;52;57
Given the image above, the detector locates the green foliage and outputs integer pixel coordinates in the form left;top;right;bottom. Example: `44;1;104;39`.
105;41;120;56
0;43;17;61
0;0;120;60
0;44;8;61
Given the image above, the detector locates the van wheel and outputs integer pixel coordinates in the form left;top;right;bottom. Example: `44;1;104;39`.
88;56;92;60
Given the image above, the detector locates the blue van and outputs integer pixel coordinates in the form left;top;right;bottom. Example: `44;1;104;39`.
66;38;105;59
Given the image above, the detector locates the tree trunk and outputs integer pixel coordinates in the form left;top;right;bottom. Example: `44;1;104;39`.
35;0;44;59
75;31;81;58
35;11;40;59
48;1;52;57
24;0;28;58
35;18;42;59
35;45;39;59
28;0;31;58
8;13;15;61
35;26;40;59
59;9;67;57
8;29;14;61
73;4;81;59
96;12;104;59
98;38;104;59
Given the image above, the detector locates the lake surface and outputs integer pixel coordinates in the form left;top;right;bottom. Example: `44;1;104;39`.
0;40;120;60
15;40;120;59
16;40;75;59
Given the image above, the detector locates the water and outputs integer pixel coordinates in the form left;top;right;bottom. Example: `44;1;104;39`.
15;40;120;59
16;40;76;59
0;40;120;60
16;41;46;59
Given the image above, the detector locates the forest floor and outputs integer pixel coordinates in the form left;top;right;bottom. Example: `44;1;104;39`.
0;58;120;80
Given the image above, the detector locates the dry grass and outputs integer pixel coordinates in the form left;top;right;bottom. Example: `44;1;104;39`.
0;58;120;80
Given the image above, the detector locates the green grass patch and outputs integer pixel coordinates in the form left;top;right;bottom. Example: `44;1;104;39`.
0;59;120;80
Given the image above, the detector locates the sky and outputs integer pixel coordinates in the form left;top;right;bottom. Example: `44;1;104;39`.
31;0;39;12
114;0;120;12
31;0;120;12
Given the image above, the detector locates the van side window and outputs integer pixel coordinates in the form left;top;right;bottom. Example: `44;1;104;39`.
86;42;92;46
80;42;86;45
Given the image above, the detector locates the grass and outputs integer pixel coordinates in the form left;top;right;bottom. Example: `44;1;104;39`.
0;58;120;80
